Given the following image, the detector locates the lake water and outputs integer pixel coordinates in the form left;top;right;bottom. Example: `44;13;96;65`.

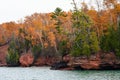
0;67;120;80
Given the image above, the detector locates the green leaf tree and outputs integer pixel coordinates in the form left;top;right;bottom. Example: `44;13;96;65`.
100;25;120;57
6;36;19;66
51;7;69;59
71;0;100;57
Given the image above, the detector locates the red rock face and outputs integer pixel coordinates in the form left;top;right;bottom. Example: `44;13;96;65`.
63;55;73;62
34;57;46;66
34;57;61;66
63;52;120;70
19;53;34;67
80;60;100;69
0;45;8;66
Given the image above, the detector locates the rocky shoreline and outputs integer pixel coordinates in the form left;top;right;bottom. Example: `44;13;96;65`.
51;52;120;70
1;45;120;70
1;52;120;70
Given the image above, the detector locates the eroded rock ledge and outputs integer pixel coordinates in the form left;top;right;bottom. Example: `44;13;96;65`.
51;52;120;70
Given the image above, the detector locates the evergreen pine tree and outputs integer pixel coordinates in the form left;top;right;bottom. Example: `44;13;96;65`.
70;3;100;57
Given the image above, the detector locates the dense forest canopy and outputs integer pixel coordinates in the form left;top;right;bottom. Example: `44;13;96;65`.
0;0;120;65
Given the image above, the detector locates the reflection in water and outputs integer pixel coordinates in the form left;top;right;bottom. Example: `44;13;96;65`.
0;67;120;80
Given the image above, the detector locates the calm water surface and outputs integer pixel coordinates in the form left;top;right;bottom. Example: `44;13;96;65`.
0;67;120;80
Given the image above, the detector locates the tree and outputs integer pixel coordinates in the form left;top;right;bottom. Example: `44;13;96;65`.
100;25;120;57
70;0;100;57
6;36;19;66
31;44;42;63
51;7;70;59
